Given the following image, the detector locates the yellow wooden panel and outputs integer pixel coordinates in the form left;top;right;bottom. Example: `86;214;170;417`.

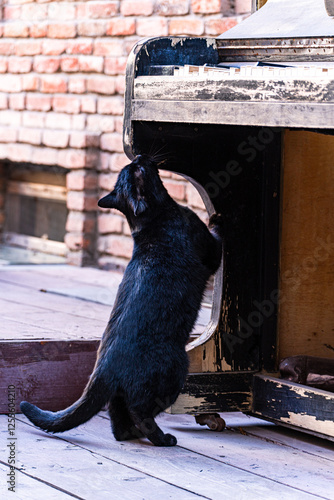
279;130;334;359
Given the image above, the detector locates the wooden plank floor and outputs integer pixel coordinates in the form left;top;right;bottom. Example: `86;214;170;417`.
1;264;334;499
1;412;334;499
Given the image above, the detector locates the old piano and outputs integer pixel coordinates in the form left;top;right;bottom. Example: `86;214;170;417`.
123;0;334;439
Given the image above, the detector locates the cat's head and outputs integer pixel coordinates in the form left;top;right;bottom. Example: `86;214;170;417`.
98;154;170;226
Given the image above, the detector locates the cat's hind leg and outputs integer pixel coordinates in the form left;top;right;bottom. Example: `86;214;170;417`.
130;411;177;447
108;396;143;441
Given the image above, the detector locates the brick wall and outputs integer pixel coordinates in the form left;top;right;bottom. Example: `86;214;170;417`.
0;0;251;269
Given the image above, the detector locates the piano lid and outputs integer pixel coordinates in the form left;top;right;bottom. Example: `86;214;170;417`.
218;0;334;39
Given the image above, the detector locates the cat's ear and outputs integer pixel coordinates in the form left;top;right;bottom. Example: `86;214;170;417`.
98;192;117;209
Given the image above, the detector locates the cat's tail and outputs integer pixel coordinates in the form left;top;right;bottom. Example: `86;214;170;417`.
20;373;108;433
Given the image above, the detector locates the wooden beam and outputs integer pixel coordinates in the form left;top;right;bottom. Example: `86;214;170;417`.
3;232;66;257
7;180;67;202
252;374;334;441
132;99;334;128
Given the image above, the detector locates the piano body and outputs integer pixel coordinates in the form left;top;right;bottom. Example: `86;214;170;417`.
123;0;334;439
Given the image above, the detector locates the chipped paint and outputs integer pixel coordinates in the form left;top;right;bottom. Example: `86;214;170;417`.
280;412;334;436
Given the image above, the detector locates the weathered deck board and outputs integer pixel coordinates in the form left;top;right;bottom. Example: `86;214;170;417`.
2;413;331;500
1;416;209;500
0;463;75;500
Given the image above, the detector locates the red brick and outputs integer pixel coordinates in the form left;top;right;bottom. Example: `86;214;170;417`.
66;40;93;55
77;1;119;18
114;116;124;133
97;96;124;115
42;39;67;56
87;76;116;95
33;56;60;73
48;3;76;20
67;170;97;190
191;0;222;13
121;0;154;16
188;185;205;210
22;74;40;91
169;18;204;35
81;96;96;114
109;152;128;172
30;24;48;38
79;55;103;73
40;75;67;93
136;18;168;36
58;149;88;169
0;58;7;73
115;75;125;95
32;146;58;166
53;95;81;114
93;39;124;57
0;144;9;160
48;23;76;39
18;127;42;145
234;0;252;14
98;235;133;259
99;152;111;171
0;110;22;127
87;114;115;132
0;126;18;143
7;143;33;163
106;18;136;36
67;190;97;210
70;132;100;149
45;112;71;130
98;213;123;234
15;40;42;56
43;130;70;148
0;94;8;110
68;76;86;94
0;75;22;93
156;0;189;16
3;6;21;20
71;114;86;131
65;233;93;251
21;3;47;20
8;57;32;73
9;93;25;110
205;17;239;35
61;56;80;72
22;111;45;129
78;21;106;37
104;57;127;75
0;41;15;56
65;211;96;233
4;23;29;38
163;179;186;201
124;36;141;55
98;172;118;190
100;132;123;153
26;93;51;111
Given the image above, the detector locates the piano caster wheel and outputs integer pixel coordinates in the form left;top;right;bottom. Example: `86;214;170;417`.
195;413;226;432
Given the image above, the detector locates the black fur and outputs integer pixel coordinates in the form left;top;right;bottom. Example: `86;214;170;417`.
20;154;223;446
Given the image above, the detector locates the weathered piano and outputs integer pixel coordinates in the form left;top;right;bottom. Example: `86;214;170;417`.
123;0;334;440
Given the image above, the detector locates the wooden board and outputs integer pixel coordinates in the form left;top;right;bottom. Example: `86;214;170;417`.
279;130;334;359
10;413;328;500
0;340;99;413
132;99;334;128
252;374;334;441
134;74;334;103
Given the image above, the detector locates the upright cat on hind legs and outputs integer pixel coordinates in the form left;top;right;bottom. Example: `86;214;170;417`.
20;154;223;446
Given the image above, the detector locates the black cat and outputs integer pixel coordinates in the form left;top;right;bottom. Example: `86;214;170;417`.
20;154;223;446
